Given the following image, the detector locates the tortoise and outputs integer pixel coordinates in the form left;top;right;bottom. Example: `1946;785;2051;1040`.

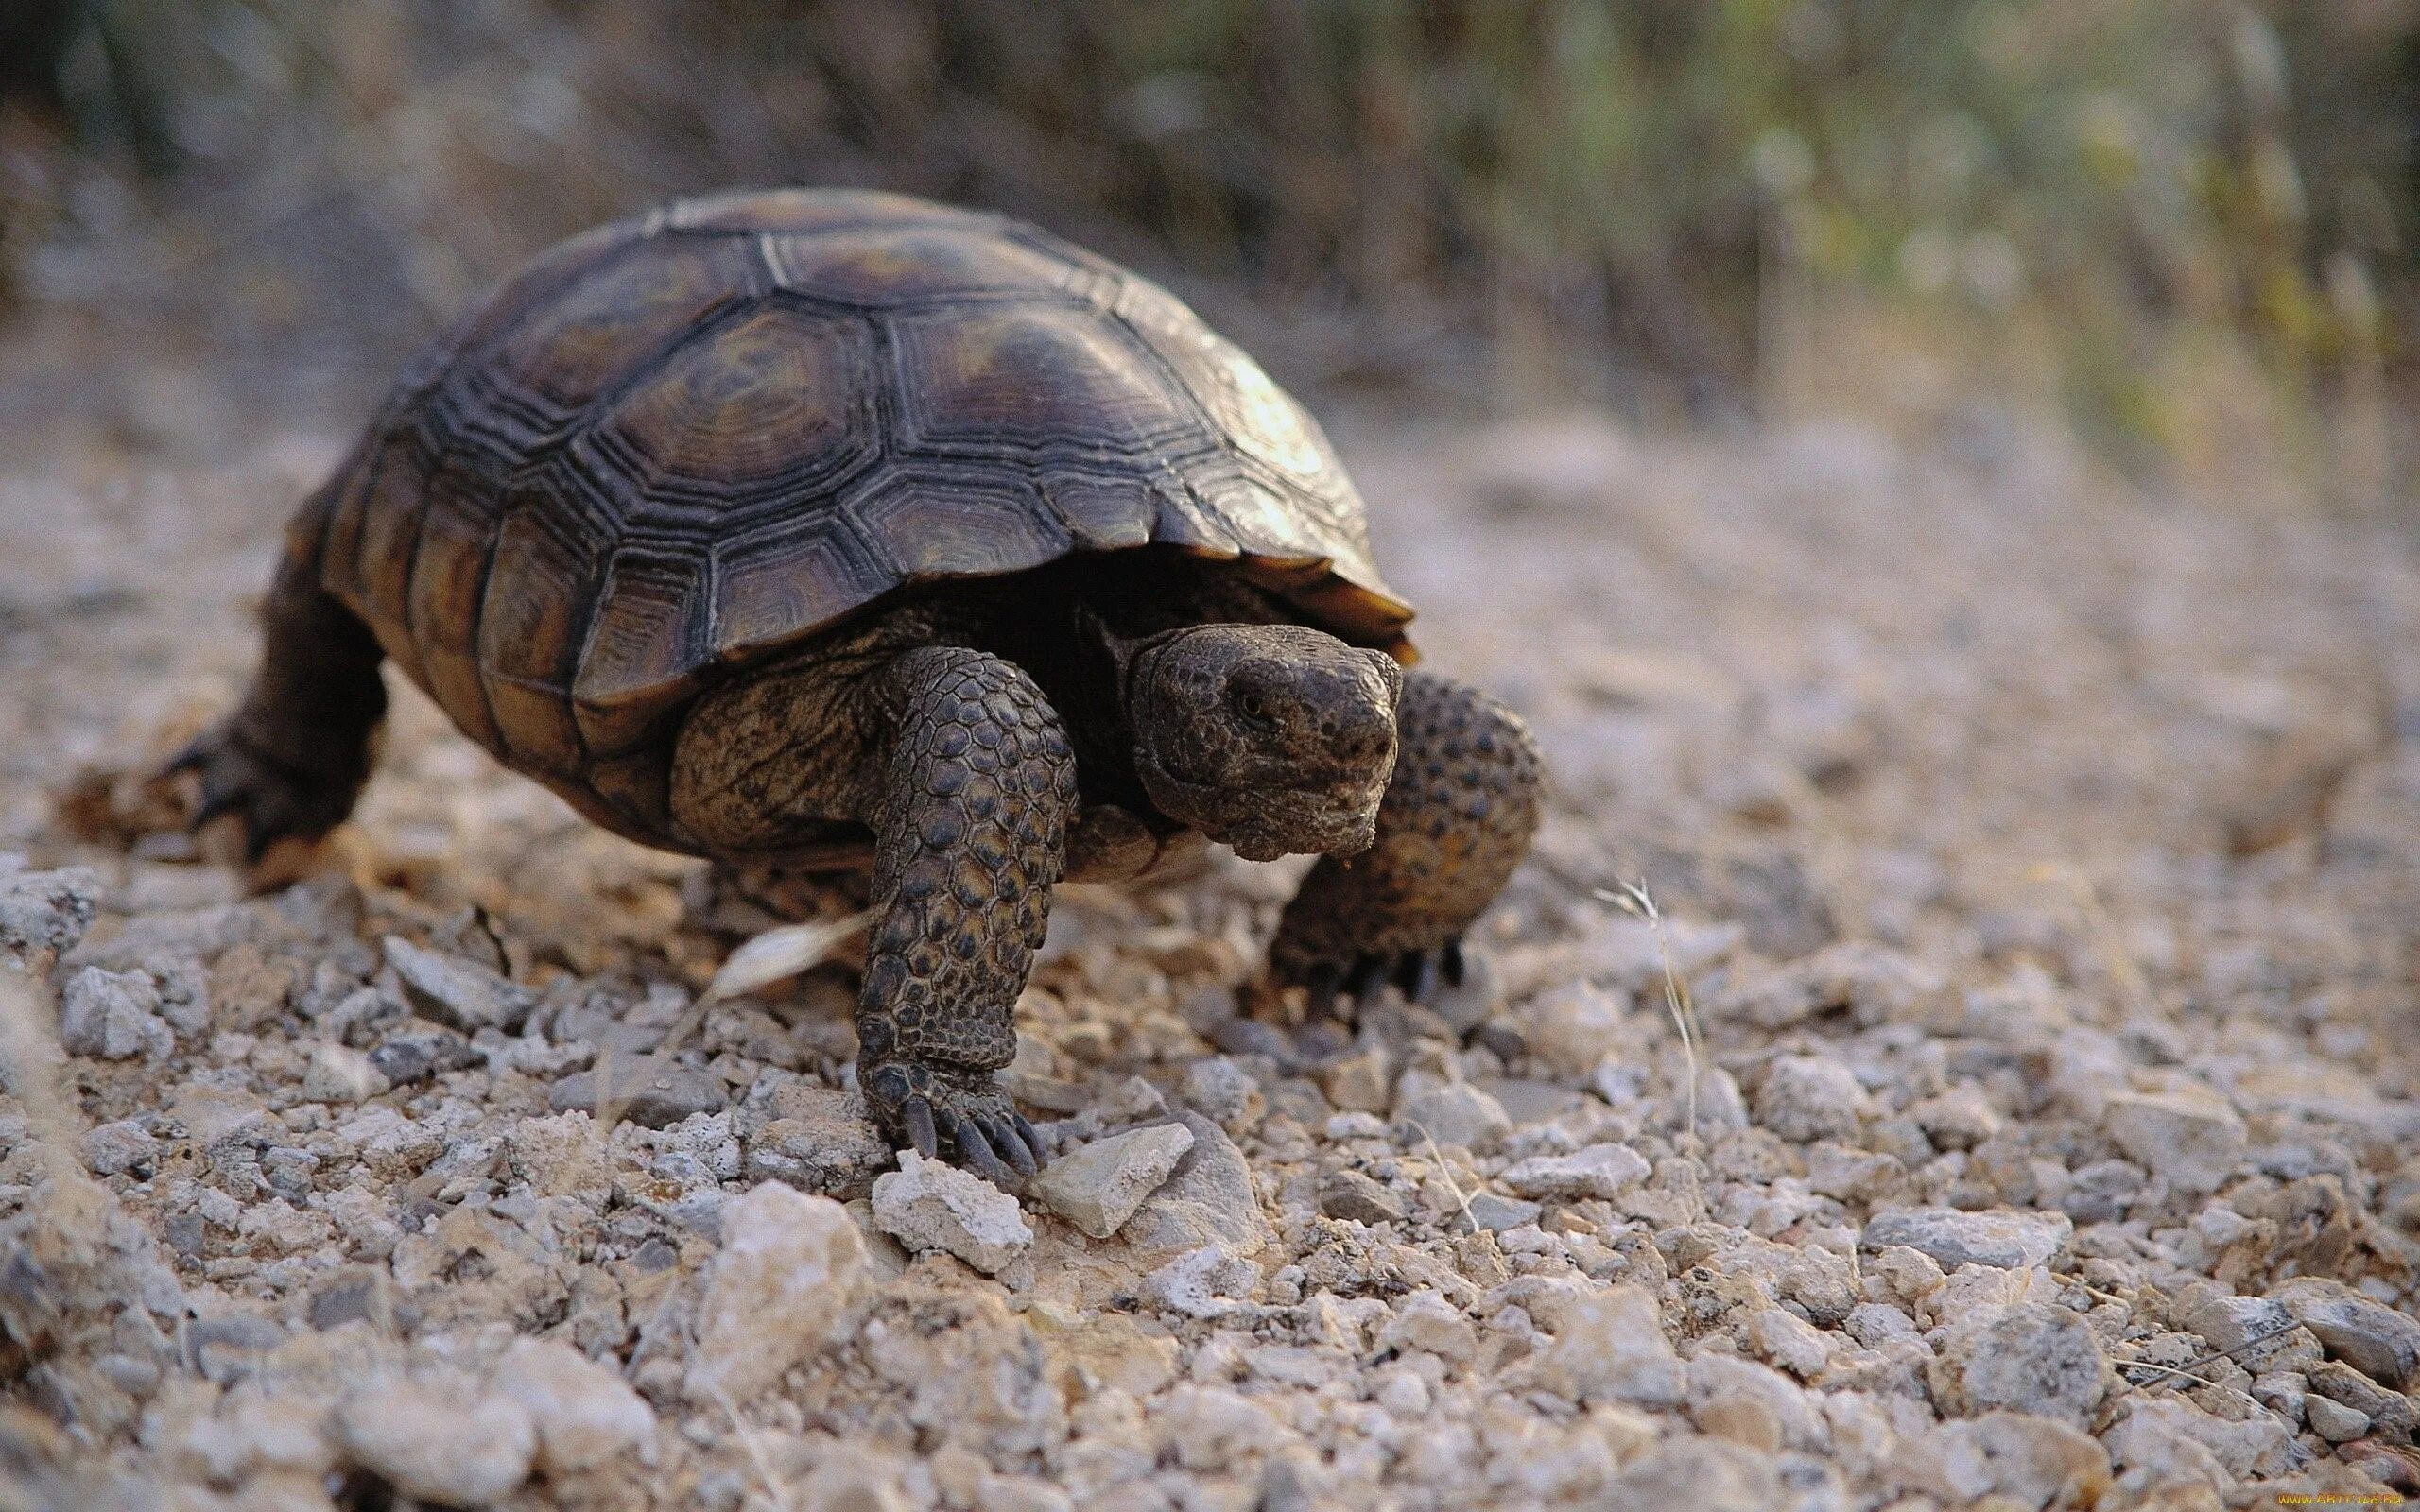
173;187;1544;1184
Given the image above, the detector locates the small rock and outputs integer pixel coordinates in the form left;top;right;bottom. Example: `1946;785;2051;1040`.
1716;940;1946;1030
1753;1054;1875;1142
1923;1411;2111;1509
1929;1303;2110;1427
2173;1289;2322;1375
738;1086;895;1196
1862;1207;2071;1271
2101;1087;2247;1194
1605;1436;1779;1512
1182;1056;1262;1126
57;966;173;1059
1143;1241;1259;1318
1499;1142;1651;1200
871;1150;1033;1274
1321;1045;1393;1113
2307;1395;2371;1443
1391;1073;1512;1153
1380;1291;1478;1365
1094;1074;1170;1124
301;1042;389;1104
1029;1123;1195;1238
369;1028;477;1087
1520;981;1629;1078
493;1336;656;1474
382;936;536;1032
0;861;101;957
1530;1284;1685;1407
1465;1193;1542;1232
336;1373;535;1506
1318;1169;1408;1225
2271;1277;2420;1390
1119;1112;1274;1259
1744;1305;1838;1379
1904;1084;2001;1150
549;1065;728;1128
81;1119;158;1177
690;1183;869;1401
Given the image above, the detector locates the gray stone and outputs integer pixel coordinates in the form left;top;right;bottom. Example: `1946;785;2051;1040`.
2102;1088;2246;1194
1753;1054;1875;1143
2306;1394;2370;1443
689;1183;868;1402
2271;1277;2420;1390
2173;1290;2321;1375
81;1120;158;1177
382;936;536;1032
1029;1122;1194;1238
871;1150;1032;1274
337;1372;535;1506
1862;1207;2071;1270
1119;1113;1274;1259
493;1336;657;1474
1391;1072;1512;1153
0;860;100;958
1318;1169;1408;1225
1929;1304;2110;1426
549;1065;729;1128
1499;1142;1651;1200
57;966;172;1060
1464;1193;1542;1232
738;1085;893;1197
1181;1056;1262;1126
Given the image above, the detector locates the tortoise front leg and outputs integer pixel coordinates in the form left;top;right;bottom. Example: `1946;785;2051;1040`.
1269;672;1542;1018
168;509;388;861
856;646;1072;1185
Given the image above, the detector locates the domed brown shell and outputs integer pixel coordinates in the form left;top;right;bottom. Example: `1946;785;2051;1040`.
311;188;1413;843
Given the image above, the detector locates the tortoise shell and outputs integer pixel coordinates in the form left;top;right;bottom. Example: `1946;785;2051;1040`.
312;188;1414;844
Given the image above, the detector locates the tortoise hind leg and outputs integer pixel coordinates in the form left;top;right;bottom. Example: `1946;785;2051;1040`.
855;645;1073;1185
169;529;387;862
1269;672;1542;1018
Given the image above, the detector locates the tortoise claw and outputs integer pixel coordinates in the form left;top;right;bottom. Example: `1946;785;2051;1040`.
1440;937;1467;989
903;1097;939;1160
1011;1111;1052;1169
982;1113;1039;1177
946;1108;1021;1189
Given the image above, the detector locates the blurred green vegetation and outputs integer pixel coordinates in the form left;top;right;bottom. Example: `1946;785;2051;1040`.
3;0;2414;498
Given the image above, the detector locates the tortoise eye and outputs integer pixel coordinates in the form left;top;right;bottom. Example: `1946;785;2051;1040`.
1233;688;1272;727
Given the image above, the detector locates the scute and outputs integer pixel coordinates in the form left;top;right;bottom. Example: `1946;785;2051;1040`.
590;302;879;513
891;304;1204;458
848;464;1073;582
765;223;1086;307
573;546;713;754
712;513;889;661
483;233;762;415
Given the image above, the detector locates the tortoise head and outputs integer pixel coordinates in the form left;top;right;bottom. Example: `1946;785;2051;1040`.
1117;622;1403;862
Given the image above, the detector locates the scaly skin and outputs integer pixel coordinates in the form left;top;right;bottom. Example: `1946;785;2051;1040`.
167;503;388;861
853;645;1073;1183
1269;671;1543;1016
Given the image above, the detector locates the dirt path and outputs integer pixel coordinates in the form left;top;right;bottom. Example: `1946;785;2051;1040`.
3;407;2417;1509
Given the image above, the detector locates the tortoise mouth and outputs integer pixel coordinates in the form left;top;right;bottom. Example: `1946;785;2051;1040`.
1137;765;1383;861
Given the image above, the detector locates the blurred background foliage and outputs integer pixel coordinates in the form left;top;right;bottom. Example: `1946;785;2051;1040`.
1;0;2413;507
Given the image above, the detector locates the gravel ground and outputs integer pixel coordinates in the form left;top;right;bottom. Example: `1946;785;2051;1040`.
2;404;2418;1510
